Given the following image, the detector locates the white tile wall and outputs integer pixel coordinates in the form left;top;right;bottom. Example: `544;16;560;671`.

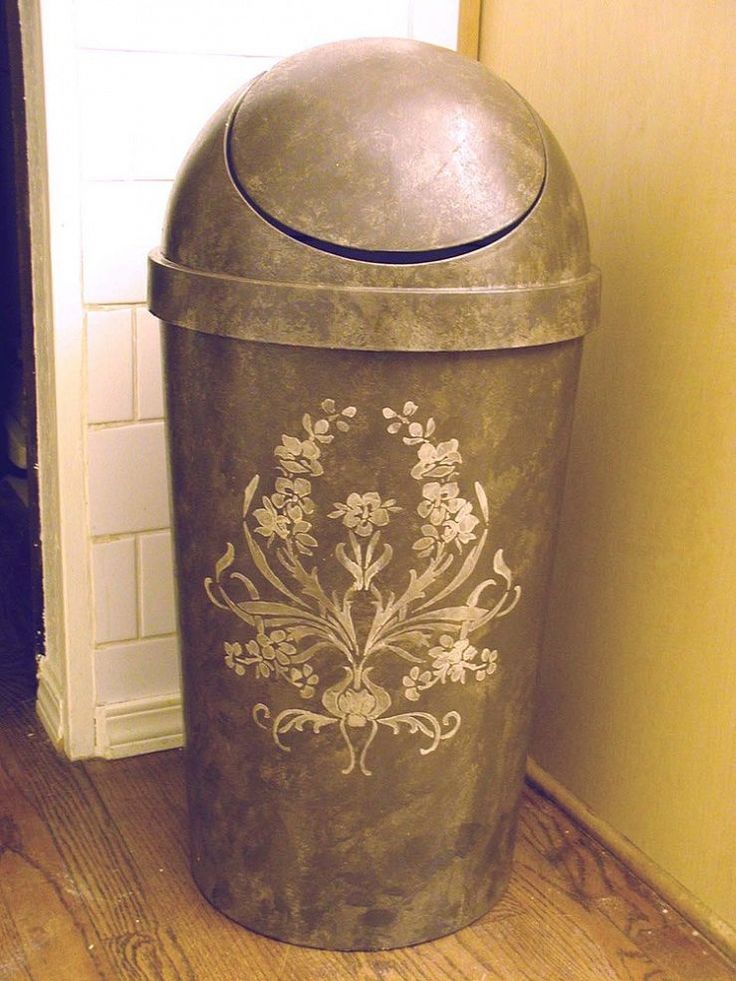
91;537;138;644
82;181;172;304
88;422;171;536
139;531;177;636
79;51;275;181
95;636;181;703
74;0;413;56
411;0;461;49
87;309;134;423
135;308;165;419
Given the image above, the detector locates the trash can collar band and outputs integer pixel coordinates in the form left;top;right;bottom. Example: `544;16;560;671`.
225;38;547;257
148;249;600;352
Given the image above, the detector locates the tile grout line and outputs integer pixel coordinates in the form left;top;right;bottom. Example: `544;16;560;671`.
91;527;172;544
88;419;164;432
132;307;140;420
134;532;143;641
94;632;178;653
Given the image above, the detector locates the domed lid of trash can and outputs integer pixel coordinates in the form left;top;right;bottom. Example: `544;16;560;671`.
226;38;546;257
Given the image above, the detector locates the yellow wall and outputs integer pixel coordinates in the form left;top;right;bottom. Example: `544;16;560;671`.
481;0;736;928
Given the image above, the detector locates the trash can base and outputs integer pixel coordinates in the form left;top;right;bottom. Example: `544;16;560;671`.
193;863;513;951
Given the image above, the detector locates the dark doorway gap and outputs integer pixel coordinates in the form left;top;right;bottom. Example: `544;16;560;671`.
0;0;44;711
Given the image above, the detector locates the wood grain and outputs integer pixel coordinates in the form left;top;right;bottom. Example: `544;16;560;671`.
1;701;733;980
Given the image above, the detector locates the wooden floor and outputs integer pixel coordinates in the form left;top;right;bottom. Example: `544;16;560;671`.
0;698;733;981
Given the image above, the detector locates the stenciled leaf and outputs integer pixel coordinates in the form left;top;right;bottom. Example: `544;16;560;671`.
242;475;260;518
287;625;326;641
475;481;489;523
335;542;363;582
214;542;235;582
413;529;488;613
230;571;259;600
203;577;227;610
291;641;333;663
493;548;513;587
240;601;327;624
379;644;424;664
466;578;497;610
382;629;432;646
364;544;393;586
409;605;487;626
243;524;307;608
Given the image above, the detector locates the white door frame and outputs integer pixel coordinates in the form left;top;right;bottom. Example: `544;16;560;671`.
21;0;95;757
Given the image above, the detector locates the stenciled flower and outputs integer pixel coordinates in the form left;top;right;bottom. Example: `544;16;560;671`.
335;687;380;726
253;492;318;555
249;629;297;667
224;641;246;675
274;434;324;476
417;481;462;525
403;665;433;701
271;476;315;516
245;629;297;678
428;635;495;684
329;492;401;538
441;500;479;547
253;497;290;542
290;664;319;699
413;492;479;557
411;439;462;481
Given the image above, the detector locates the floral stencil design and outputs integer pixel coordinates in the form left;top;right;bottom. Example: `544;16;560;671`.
205;399;521;776
329;492;400;537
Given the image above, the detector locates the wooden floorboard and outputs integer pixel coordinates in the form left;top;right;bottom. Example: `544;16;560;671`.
1;700;733;980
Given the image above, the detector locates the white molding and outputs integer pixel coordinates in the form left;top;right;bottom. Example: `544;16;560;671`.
19;0;74;748
34;0;97;757
527;758;736;962
95;693;184;760
35;662;64;750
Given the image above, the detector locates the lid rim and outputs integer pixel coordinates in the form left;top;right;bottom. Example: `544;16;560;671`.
148;249;600;353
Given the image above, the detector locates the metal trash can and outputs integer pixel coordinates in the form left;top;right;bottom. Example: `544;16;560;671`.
148;38;599;951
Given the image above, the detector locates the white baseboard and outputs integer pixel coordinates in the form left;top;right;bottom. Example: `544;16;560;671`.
36;666;64;750
95;692;184;759
526;757;736;962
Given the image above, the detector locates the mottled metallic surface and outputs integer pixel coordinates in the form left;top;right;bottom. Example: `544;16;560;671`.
149;38;599;951
165;333;582;950
149;251;599;351
227;39;546;253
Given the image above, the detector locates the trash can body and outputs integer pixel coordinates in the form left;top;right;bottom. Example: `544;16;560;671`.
150;38;599;951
